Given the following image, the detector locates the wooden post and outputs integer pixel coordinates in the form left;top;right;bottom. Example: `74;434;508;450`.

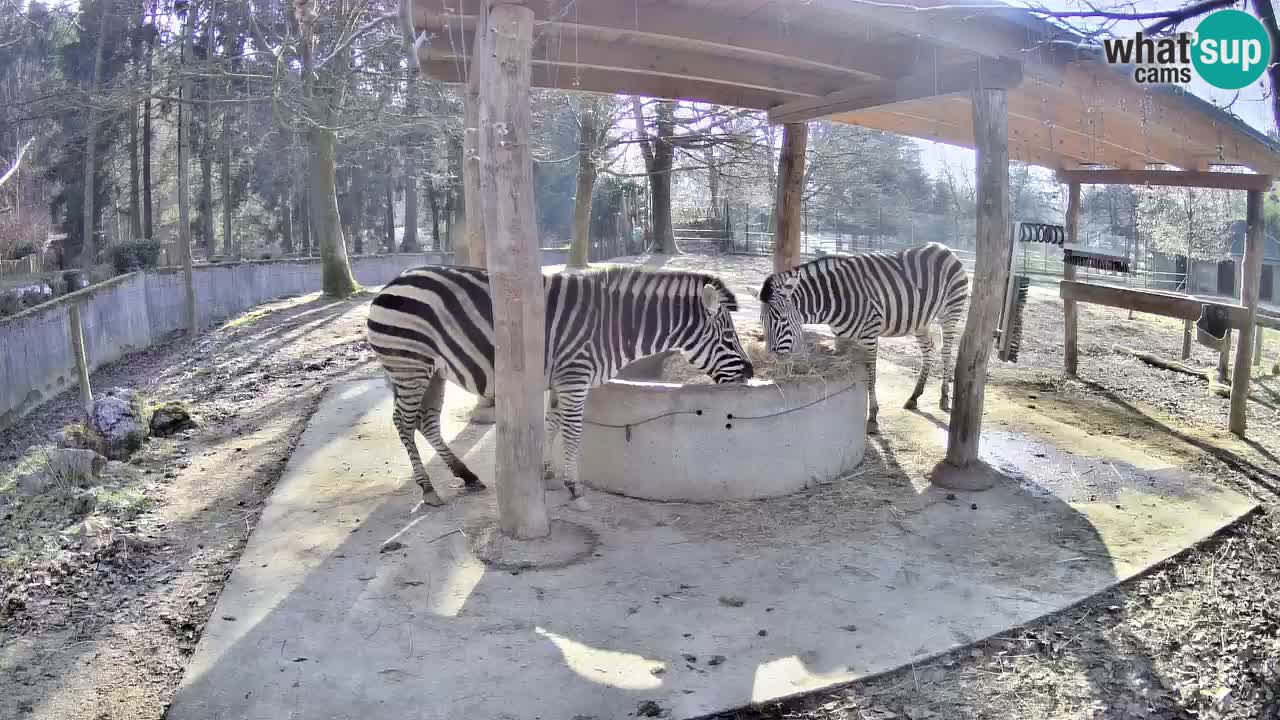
478;1;550;540
1218;330;1232;383
68;303;93;415
945;88;1010;468
1254;326;1263;366
1063;182;1081;375
463;0;488;267
1181;318;1193;360
772;122;808;272
1230;189;1265;435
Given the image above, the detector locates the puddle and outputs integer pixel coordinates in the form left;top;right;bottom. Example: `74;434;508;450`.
937;429;1196;503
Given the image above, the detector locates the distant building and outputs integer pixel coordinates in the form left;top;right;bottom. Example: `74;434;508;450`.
1148;220;1280;304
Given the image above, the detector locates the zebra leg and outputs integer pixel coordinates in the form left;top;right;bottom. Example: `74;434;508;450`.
555;388;592;512
392;374;445;507
904;328;937;410
417;372;484;491
861;341;881;435
938;317;961;412
544;401;566;490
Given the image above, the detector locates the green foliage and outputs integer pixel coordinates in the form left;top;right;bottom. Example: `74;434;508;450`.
109;239;162;273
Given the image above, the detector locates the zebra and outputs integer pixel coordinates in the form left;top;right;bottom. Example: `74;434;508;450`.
367;264;754;512
757;242;969;434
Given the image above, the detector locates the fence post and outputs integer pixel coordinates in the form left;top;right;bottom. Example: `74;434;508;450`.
68;303;94;415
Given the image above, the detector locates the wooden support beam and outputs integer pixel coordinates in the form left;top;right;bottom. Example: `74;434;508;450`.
1230;188;1265;435
1055;169;1274;192
415;0;912;83
478;2;550;540
768;59;1021;124
1063;182;1080;375
1059;280;1254;326
945;87;1010;469
1182;318;1193;360
772;122;808;272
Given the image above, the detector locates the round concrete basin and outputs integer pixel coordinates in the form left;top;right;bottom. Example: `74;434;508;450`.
564;353;867;503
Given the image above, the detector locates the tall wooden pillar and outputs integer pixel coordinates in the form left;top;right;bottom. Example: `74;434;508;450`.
1063;182;1081;375
945;89;1010;468
462;1;488;268
772;122;808;273
1229;188;1265;435
478;1;549;539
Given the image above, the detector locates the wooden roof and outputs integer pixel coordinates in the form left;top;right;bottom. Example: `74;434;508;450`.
413;0;1280;176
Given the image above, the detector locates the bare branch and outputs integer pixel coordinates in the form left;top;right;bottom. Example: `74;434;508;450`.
0;137;34;191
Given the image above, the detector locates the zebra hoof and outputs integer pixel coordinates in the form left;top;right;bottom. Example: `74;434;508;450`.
940;397;951;412
460;478;487;492
903;397;919;410
420;488;446;507
866;420;880;435
569;497;592;512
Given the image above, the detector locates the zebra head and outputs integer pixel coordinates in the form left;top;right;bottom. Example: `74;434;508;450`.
758;273;803;355
682;282;754;383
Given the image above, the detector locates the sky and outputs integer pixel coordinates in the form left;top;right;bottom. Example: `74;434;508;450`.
915;0;1279;175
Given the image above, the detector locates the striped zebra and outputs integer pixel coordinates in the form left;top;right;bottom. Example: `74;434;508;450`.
757;242;969;434
367;264;753;511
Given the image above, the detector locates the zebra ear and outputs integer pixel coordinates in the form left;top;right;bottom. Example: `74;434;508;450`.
700;283;721;313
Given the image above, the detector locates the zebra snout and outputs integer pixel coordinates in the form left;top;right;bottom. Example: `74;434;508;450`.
742;363;754;380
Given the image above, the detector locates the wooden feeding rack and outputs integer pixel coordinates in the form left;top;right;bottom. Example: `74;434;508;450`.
411;0;1280;532
1056;169;1275;438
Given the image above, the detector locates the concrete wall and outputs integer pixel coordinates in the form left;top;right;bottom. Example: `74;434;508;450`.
562;375;867;502
0;250;572;428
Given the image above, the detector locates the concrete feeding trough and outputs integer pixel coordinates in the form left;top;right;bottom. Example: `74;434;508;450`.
560;351;867;502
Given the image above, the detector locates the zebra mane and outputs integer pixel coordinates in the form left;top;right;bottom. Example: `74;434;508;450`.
762;254;856;303
570;265;739;312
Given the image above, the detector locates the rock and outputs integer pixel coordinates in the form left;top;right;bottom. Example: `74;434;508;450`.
88;389;153;460
53;423;107;456
150;402;196;437
13;447;107;495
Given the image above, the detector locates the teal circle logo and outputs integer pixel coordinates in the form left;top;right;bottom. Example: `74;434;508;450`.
1192;10;1272;90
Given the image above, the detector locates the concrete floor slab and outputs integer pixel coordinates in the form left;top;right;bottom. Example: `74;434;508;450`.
167;367;1255;720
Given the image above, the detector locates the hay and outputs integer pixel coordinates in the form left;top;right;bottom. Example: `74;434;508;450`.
661;334;861;384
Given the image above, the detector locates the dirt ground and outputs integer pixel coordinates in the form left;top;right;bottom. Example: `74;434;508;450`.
0;291;380;719
2;254;1279;720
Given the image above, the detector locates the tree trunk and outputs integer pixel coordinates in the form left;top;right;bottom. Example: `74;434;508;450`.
178;2;197;334
296;3;358;297
281;185;294;254
401;155;419;251
128;99;142;240
428;184;441;250
706;146;720;221
142;25;154;240
222;114;233;257
464;0;488;268
384;173;395;252
79;7;110;269
451;134;469;262
568;105;598;268
651;101;678;254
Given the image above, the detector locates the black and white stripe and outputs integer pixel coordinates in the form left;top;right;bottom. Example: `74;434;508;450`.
367;264;753;510
758;242;969;433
